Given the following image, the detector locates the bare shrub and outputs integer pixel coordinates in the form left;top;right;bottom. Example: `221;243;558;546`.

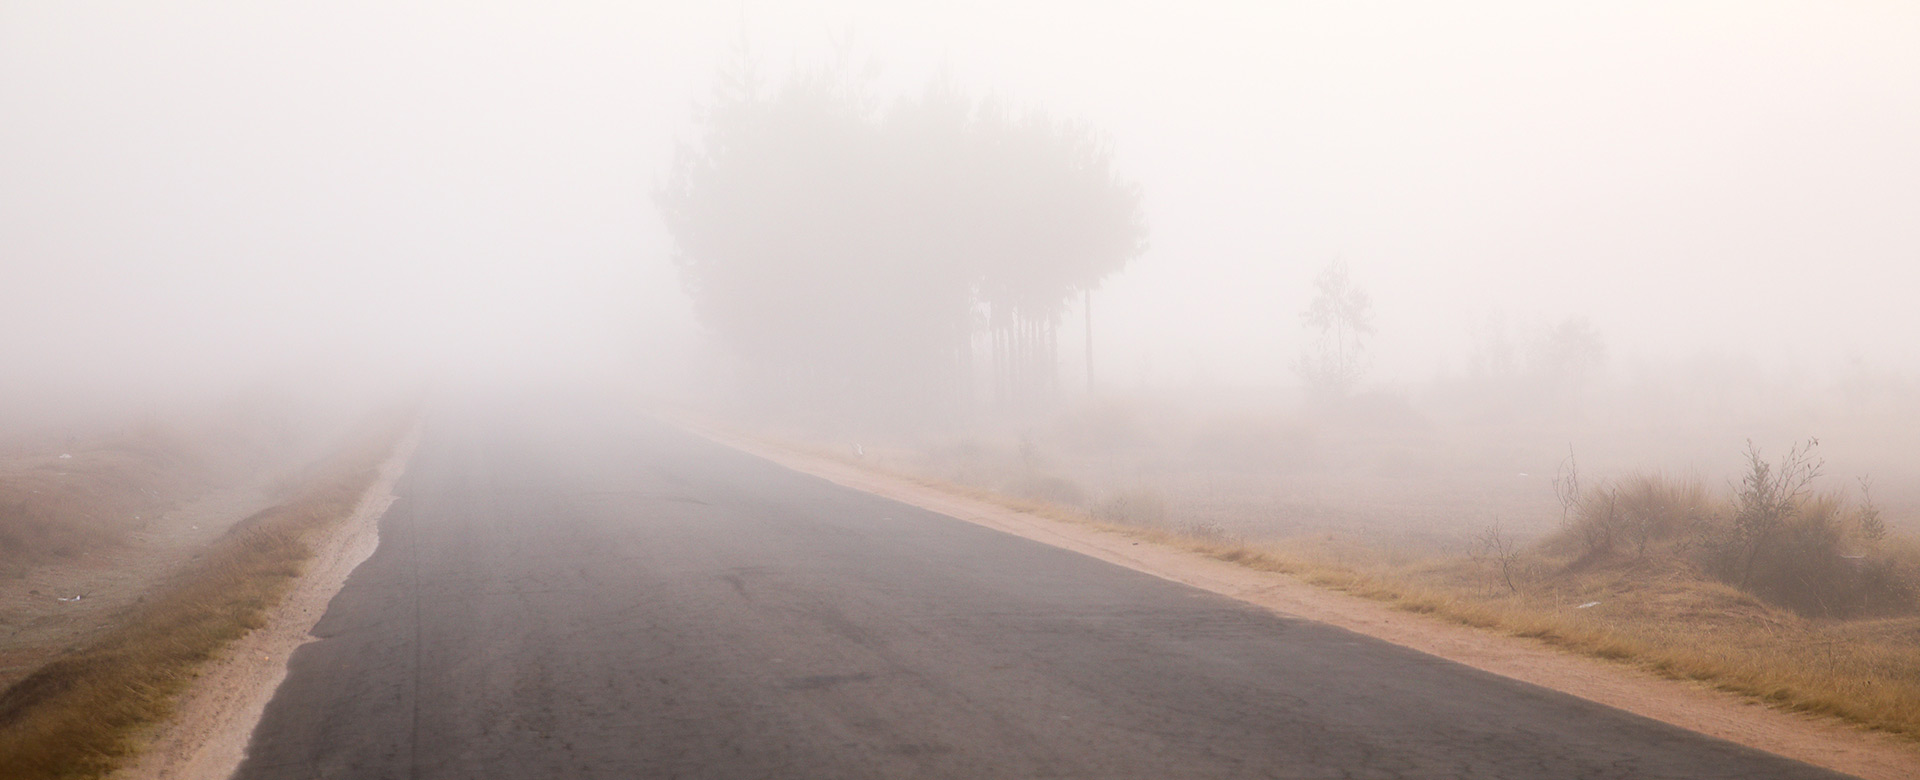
1720;439;1824;589
1559;483;1624;562
1695;439;1918;617
1549;472;1722;563
1546;447;1643;563
1551;446;1581;524
1614;474;1712;557
1468;523;1522;593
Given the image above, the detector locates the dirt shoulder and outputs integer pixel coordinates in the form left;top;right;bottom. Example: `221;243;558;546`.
683;420;1920;780
112;426;418;780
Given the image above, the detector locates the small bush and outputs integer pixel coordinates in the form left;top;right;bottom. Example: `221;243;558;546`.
1543;439;1919;618
1552;473;1711;563
1688;440;1917;617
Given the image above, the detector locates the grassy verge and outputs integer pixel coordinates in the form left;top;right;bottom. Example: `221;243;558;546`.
1169;540;1920;741
0;418;407;780
778;439;1920;743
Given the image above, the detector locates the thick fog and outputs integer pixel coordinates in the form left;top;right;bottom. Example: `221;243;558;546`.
4;1;1918;437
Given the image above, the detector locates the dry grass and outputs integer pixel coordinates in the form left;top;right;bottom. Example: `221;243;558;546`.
1284;548;1920;740
1160;535;1920;741
0;417;406;780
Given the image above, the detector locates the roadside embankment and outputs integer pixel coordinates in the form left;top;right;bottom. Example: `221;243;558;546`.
0;414;415;780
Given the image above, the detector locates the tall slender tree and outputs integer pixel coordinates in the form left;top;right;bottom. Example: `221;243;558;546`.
1295;259;1374;400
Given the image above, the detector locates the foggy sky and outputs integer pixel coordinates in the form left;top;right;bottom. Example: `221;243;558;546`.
4;1;1917;420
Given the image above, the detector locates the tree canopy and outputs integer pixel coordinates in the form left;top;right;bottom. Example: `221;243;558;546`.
658;56;1146;426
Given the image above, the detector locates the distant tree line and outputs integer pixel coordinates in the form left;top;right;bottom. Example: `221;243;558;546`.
658;51;1146;427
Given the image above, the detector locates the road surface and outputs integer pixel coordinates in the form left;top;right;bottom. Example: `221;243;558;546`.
235;397;1854;779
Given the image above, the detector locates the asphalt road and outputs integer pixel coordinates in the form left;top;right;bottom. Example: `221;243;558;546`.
235;398;1854;779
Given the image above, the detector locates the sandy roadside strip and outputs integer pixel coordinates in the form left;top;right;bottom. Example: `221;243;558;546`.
114;426;421;780
681;419;1920;780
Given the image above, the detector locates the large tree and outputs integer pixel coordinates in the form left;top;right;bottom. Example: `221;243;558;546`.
658;56;1145;426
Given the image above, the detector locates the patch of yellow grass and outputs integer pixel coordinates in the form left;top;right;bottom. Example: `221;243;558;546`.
1205;538;1920;740
0;418;407;780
